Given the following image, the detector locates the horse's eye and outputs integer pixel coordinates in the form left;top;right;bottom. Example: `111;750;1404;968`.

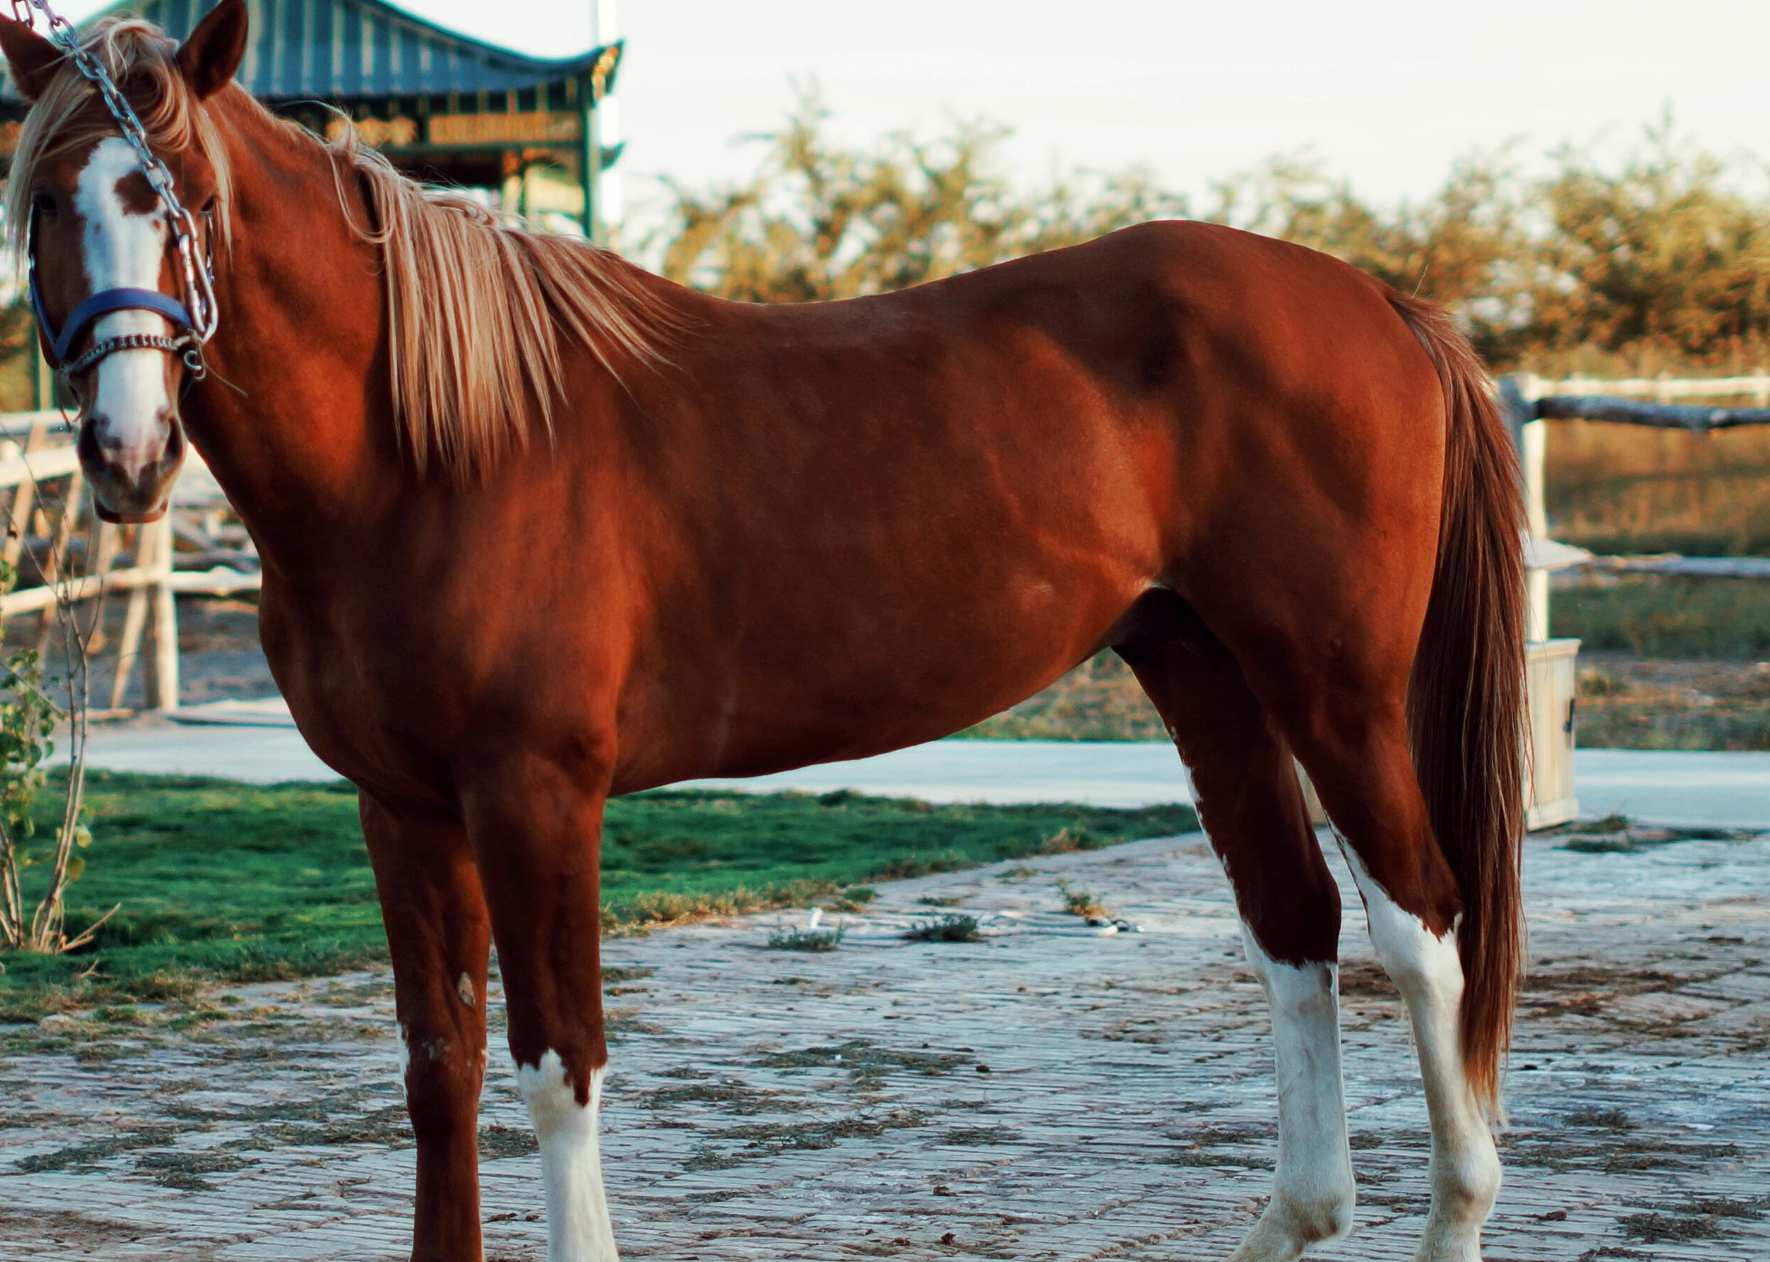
31;192;56;220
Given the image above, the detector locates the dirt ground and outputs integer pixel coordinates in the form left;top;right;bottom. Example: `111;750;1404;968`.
1576;652;1770;751
3;820;1768;1261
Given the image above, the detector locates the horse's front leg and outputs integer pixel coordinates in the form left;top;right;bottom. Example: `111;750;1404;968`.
361;793;493;1262
464;752;618;1262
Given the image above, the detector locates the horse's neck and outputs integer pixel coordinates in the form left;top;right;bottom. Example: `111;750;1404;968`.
182;97;400;573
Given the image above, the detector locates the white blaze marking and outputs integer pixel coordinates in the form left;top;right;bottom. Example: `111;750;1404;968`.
1343;848;1501;1261
1228;926;1355;1261
516;1050;618;1262
73;137;174;473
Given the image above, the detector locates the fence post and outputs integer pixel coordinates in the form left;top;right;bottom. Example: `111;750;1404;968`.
146;515;179;711
1503;373;1551;641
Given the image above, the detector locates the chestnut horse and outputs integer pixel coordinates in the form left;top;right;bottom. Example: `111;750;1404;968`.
1;6;1527;1260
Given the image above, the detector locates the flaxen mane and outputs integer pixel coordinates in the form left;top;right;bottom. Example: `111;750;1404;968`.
5;20;233;256
9;19;677;478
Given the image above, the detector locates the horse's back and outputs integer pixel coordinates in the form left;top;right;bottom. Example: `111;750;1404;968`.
590;222;1452;789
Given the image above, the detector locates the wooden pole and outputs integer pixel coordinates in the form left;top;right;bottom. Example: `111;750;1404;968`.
145;515;179;711
1507;373;1551;642
2;420;47;573
577;70;597;240
109;525;154;710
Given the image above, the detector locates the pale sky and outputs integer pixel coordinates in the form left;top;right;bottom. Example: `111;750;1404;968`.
64;0;1770;234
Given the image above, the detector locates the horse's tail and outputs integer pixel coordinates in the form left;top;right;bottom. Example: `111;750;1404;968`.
1388;291;1528;1114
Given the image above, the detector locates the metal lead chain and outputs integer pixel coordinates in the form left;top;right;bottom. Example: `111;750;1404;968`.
10;0;219;344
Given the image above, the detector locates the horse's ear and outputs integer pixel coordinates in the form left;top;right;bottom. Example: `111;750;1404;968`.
176;0;249;100
0;17;66;102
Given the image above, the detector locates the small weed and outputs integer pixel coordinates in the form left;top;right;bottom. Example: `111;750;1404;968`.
92;1005;152;1025
1561;821;1745;853
902;914;983;943
1565;1107;1635;1130
917;895;963;907
1564;813;1633;835
1053;878;1109;918
602;966;654;986
478;1125;539;1158
1041;827;1082;854
767;926;845;952
757;1038;968;1080
943;1125;1018;1146
999;866;1037;881
683;1144;745;1171
830;886;876;912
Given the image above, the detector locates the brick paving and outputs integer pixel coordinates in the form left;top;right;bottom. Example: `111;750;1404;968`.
3;823;1769;1261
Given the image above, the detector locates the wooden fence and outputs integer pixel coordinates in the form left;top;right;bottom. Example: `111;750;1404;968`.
0;411;259;713
1499;374;1770;641
1529;371;1770;407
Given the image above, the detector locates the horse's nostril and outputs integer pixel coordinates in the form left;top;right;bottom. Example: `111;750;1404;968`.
160;418;187;471
77;416;105;465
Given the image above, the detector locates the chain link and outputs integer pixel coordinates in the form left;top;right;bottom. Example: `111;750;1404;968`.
11;0;218;345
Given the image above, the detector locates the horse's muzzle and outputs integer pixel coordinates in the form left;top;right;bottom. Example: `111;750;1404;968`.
77;410;187;524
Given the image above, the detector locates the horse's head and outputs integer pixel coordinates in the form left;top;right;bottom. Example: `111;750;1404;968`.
0;0;247;522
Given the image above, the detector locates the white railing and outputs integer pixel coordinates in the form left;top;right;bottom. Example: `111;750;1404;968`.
1532;371;1770;406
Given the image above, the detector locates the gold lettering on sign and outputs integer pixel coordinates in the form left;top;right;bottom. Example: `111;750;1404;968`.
324;116;420;148
428;112;582;146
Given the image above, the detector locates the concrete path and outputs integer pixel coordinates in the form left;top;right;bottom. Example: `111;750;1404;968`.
71;714;1770;828
4;821;1769;1260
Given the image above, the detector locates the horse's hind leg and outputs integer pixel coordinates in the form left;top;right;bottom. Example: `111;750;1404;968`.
1121;636;1354;1262
1280;692;1501;1262
361;794;492;1262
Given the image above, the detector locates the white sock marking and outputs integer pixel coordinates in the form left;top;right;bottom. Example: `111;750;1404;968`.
1228;927;1354;1262
515;1050;618;1262
73;138;175;474
1343;849;1500;1262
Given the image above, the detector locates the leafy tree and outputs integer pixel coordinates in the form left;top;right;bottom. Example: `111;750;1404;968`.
652;99;1770;375
656;91;1185;302
1521;118;1770;365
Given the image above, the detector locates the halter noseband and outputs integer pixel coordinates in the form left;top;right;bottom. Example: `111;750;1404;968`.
28;253;208;382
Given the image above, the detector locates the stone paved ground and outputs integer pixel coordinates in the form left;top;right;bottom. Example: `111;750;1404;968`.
3;823;1769;1262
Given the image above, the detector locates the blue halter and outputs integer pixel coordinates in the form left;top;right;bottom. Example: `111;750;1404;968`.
29;264;199;369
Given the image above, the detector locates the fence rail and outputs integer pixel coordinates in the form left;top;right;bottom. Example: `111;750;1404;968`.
1530;372;1770;405
0;413;261;712
1499;373;1770;638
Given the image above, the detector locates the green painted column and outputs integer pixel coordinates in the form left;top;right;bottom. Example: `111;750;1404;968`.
578;71;599;243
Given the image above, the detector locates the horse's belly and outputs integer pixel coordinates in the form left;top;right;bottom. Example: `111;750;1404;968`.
613;563;1144;792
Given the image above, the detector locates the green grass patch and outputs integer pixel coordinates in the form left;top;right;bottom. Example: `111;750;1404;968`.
1552;578;1770;658
0;769;1194;1018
